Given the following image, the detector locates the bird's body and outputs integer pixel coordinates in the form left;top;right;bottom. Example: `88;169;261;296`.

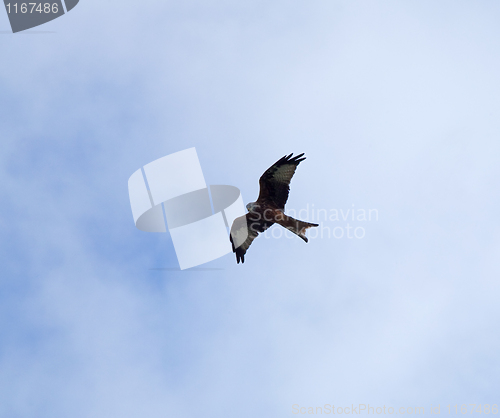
230;153;318;263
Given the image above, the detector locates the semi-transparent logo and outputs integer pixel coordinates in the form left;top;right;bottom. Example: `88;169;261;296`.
3;0;78;33
128;148;246;270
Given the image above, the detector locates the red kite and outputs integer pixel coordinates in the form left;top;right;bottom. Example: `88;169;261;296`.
230;153;318;263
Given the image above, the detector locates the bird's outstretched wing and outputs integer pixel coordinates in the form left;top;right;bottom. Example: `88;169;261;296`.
257;153;306;209
229;213;273;264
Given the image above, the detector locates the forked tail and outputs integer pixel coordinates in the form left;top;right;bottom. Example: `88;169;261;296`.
275;214;318;242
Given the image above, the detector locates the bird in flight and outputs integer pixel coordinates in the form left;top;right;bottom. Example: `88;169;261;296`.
230;153;318;263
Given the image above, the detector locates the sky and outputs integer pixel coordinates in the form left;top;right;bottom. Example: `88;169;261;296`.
1;1;500;417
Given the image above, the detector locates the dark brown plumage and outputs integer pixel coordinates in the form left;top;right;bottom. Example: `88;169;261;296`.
230;153;318;264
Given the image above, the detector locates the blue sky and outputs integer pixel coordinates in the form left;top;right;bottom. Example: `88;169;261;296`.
1;1;500;416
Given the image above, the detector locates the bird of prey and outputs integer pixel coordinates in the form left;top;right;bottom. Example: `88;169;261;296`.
229;153;318;263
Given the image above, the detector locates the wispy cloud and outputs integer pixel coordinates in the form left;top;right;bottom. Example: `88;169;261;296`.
1;1;500;417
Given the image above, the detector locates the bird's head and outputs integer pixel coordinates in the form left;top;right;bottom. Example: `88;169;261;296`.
246;202;258;212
